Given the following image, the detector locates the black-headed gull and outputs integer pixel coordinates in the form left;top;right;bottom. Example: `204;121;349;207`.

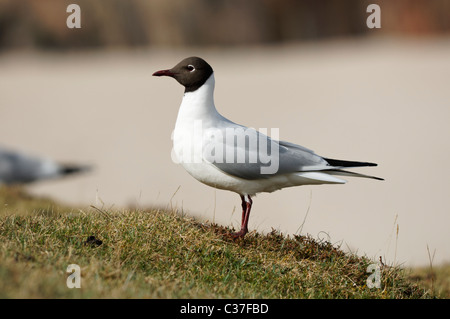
0;146;91;185
153;57;382;238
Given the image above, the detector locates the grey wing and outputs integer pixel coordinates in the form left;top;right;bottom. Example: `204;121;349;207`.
0;148;54;184
206;127;329;180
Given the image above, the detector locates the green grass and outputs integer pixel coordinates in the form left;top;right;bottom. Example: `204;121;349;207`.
408;263;450;298
0;186;440;298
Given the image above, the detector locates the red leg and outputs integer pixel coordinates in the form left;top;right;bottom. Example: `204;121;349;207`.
240;195;246;226
232;195;252;238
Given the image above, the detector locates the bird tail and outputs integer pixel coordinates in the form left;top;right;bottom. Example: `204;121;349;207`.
326;169;384;181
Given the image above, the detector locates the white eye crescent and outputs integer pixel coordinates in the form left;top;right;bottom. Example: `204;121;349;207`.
187;65;195;72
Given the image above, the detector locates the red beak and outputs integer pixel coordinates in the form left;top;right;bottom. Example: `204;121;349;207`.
152;69;175;77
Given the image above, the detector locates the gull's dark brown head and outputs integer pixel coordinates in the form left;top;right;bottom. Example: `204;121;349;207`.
153;57;214;93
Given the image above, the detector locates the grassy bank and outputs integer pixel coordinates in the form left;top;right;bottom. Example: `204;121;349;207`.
0;187;443;298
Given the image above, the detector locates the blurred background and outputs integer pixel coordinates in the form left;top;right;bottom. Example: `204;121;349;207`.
0;0;449;267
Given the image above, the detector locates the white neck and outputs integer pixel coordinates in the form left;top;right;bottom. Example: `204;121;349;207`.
175;73;221;125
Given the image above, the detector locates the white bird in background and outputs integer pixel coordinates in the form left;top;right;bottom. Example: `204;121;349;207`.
153;57;383;238
0;146;91;185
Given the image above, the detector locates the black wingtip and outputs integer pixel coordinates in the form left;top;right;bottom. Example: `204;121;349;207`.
59;164;92;176
324;158;378;168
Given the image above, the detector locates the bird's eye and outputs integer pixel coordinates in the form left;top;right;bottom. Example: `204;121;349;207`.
187;65;195;72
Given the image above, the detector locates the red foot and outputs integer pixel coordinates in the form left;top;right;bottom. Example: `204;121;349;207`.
228;229;248;239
